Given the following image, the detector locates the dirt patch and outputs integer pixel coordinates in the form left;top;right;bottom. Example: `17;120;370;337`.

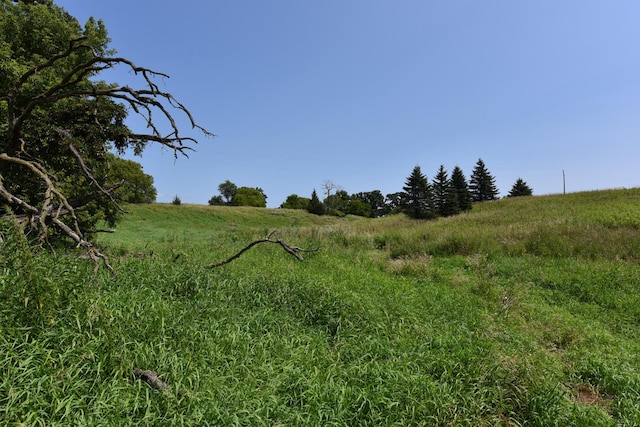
572;384;613;410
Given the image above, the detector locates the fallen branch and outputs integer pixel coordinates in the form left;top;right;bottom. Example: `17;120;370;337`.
133;368;175;395
203;231;318;269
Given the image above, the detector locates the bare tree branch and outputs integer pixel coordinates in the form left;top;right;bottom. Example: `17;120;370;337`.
66;141;127;214
203;232;319;269
133;368;178;397
1;34;213;272
0;154;116;274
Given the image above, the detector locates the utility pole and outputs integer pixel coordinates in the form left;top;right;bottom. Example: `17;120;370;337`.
562;170;566;195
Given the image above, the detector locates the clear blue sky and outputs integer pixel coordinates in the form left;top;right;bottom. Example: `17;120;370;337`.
57;0;640;207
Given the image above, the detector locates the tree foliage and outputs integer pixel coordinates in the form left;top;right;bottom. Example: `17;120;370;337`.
385;192;404;214
280;194;310;210
508;178;533;197
106;154;156;204
469;159;499;202
307;189;325;215
217;180;237;204
208;195;225;206
352;190;387;217
324;189;350;216
232;187;266;207
0;1;211;270
450;166;473;212
432;165;460;217
402;166;435;219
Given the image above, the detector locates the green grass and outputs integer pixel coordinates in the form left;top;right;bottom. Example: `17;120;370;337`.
2;189;640;425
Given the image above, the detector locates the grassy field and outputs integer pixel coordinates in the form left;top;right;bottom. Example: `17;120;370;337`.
1;189;640;425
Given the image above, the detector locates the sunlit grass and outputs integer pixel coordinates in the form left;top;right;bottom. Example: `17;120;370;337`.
1;188;639;425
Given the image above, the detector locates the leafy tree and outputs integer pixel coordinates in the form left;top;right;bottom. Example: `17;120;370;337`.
324;189;350;216
402;166;435;219
0;1;211;268
106;154;157;203
280;194;310;210
232;187;266;207
508;178;533;197
208;195;224;206
347;198;371;217
217;180;237;204
469;159;499;202
385;192;405;214
352;190;387;217
450;166;473;212
432;165;460;217
307;189;325;215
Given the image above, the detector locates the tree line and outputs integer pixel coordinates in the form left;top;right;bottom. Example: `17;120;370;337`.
276;159;533;219
207;159;533;218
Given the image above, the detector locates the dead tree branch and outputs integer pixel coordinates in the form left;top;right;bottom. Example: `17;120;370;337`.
133;368;176;396
1;37;213;271
203;232;319;269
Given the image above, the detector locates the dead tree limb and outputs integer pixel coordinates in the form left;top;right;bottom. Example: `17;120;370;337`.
133;368;175;395
1;36;213;272
203;232;319;269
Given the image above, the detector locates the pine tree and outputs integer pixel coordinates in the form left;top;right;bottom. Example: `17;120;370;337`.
402;166;435;219
307;189;325;215
432;165;460;217
507;178;533;197
450;166;473;212
469;159;499;202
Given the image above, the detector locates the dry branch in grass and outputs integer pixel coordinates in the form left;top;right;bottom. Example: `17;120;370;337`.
133;368;176;396
203;231;319;269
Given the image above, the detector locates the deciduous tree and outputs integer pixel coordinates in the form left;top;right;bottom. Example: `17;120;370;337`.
0;1;212;270
385;192;405;214
208;195;224;206
324;189;350;216
106;155;157;204
217;180;237;204
280;194;310;210
352;190;387;217
232;187;266;207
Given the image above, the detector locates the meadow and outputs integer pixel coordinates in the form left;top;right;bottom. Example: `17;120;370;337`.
1;188;640;426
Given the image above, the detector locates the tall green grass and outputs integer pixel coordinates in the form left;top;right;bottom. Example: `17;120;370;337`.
1;189;639;425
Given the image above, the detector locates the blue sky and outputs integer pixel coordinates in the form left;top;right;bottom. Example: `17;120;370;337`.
57;1;640;207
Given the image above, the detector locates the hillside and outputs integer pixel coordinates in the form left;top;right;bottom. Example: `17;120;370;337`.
1;189;639;425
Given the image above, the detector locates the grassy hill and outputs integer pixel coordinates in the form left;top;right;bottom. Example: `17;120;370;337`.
1;189;640;425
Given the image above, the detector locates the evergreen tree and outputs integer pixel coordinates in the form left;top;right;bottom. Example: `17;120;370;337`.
401;166;435;219
432;165;460;217
450;166;472;212
469;159;499;202
307;189;325;215
507;178;533;197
